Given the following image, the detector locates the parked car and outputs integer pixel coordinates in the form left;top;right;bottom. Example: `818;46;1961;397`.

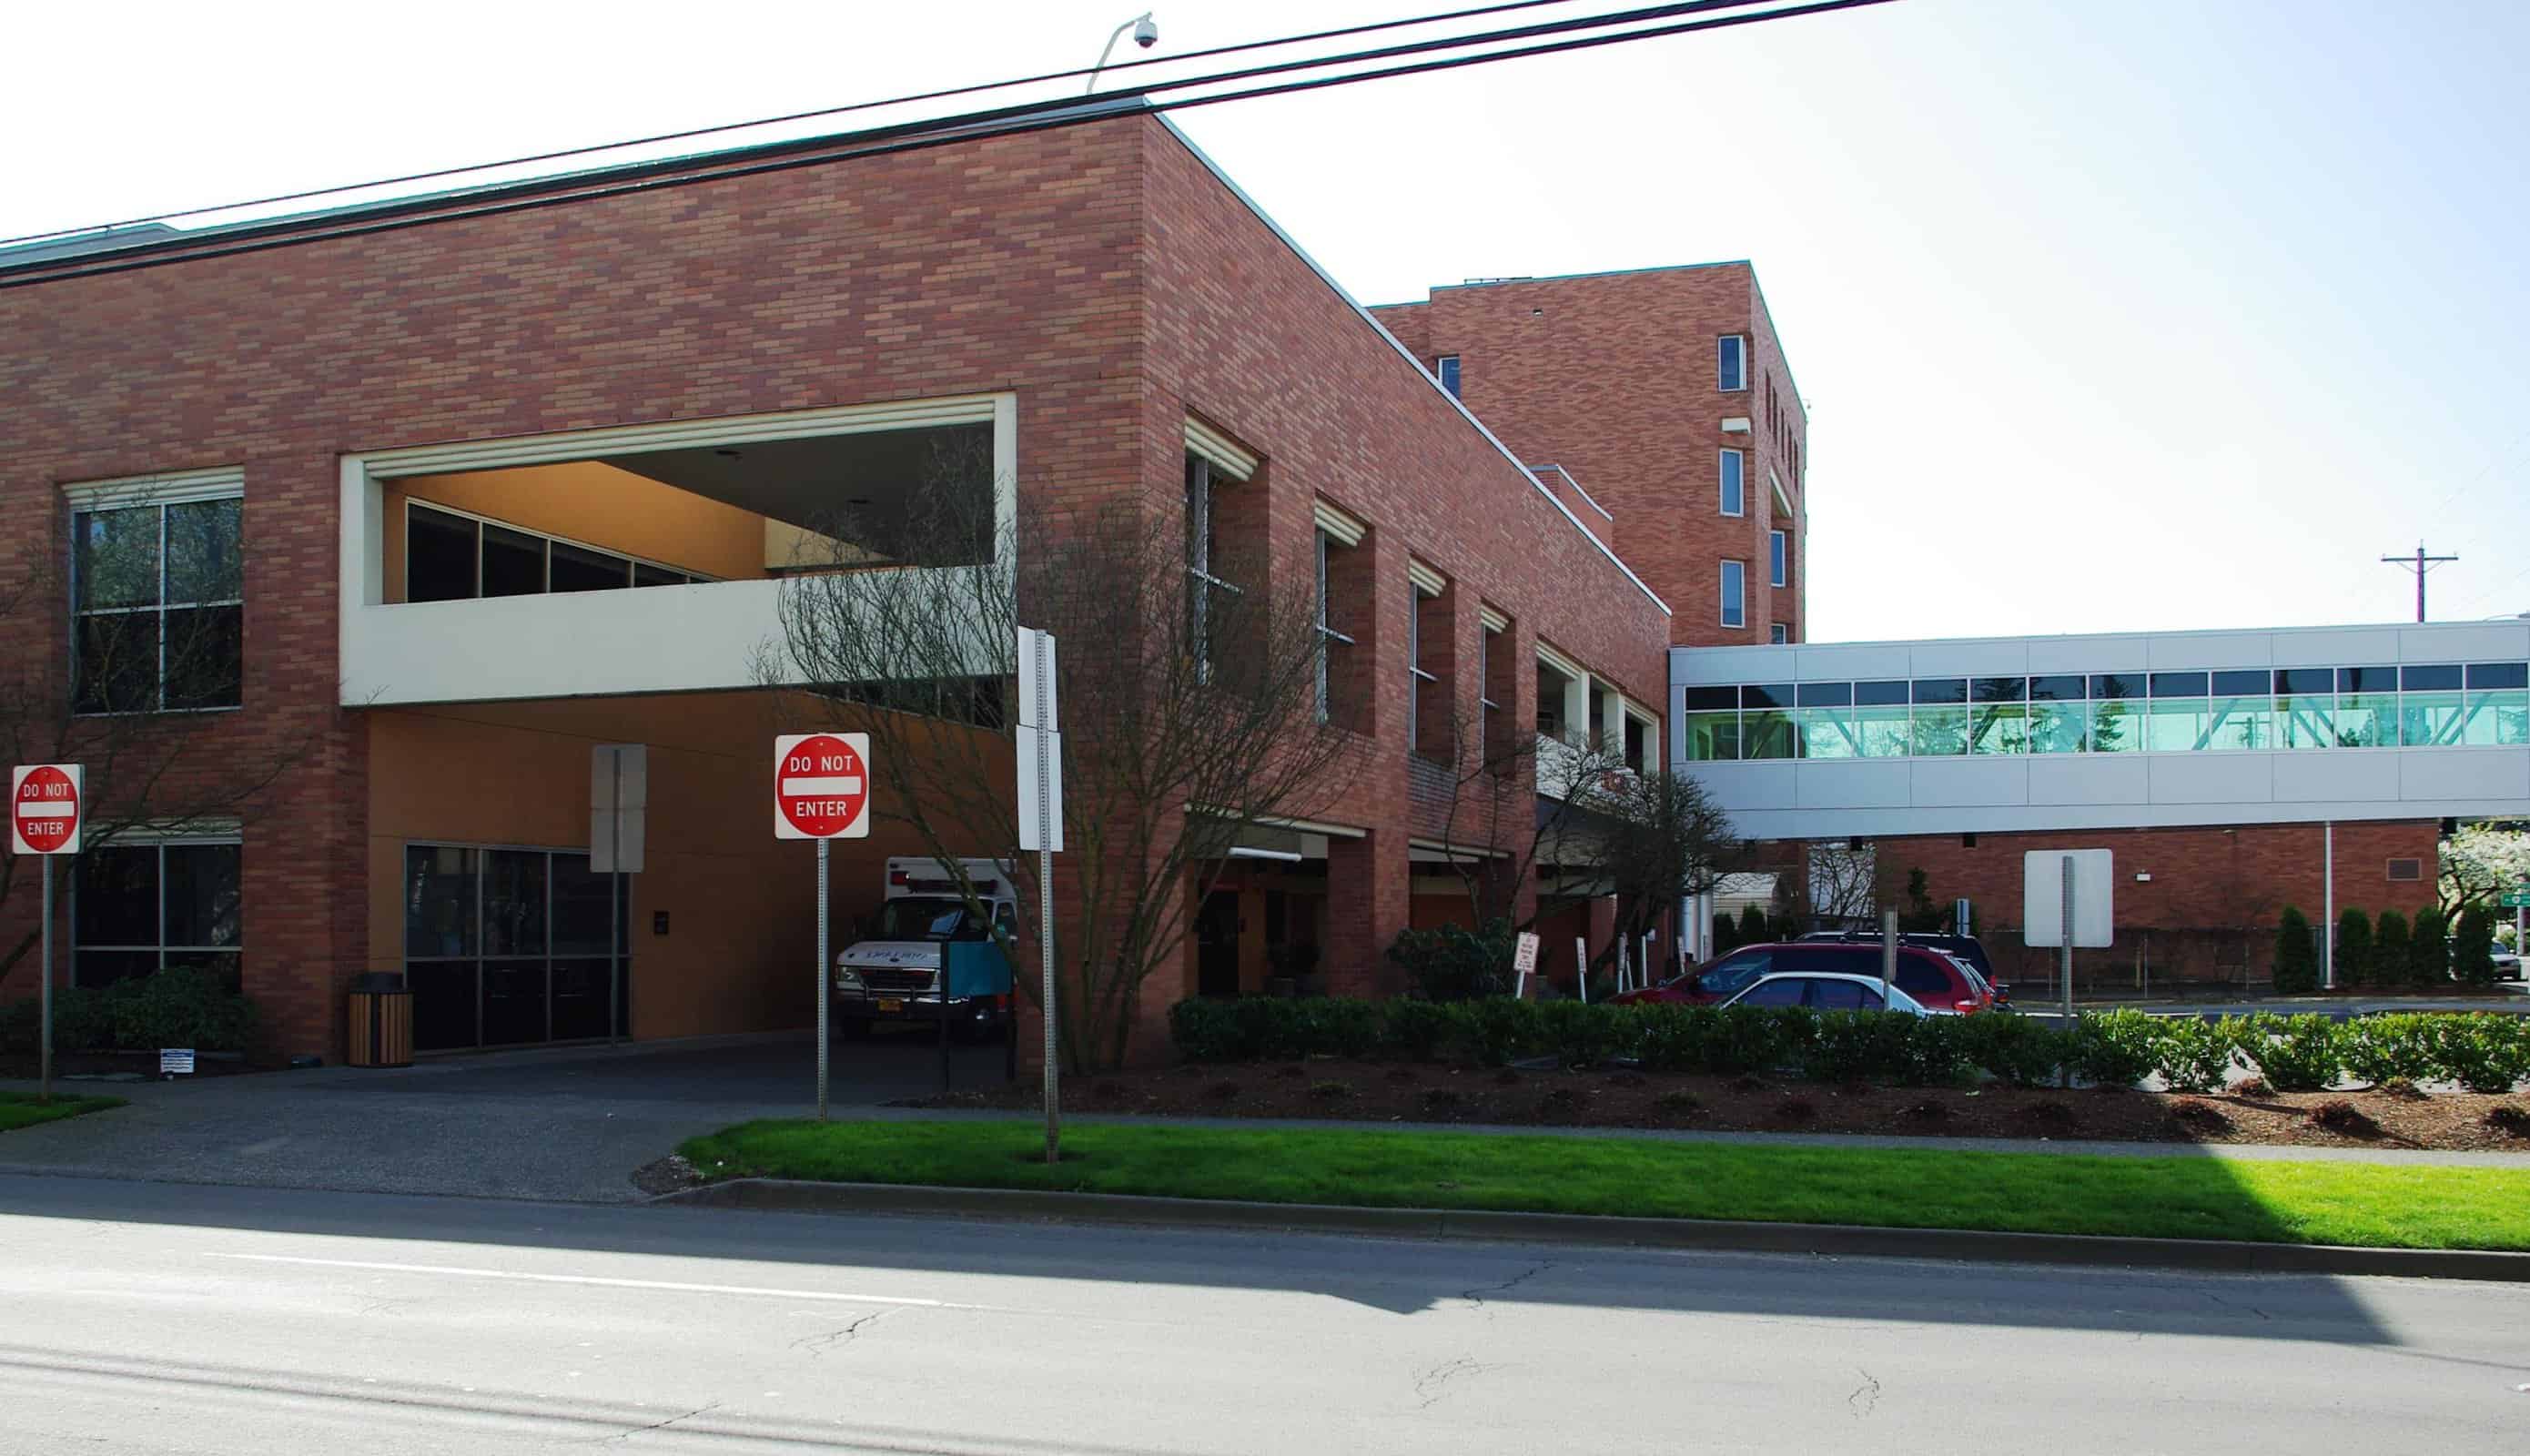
1799;929;2012;1006
1612;941;1995;1013
1719;971;1946;1016
2492;945;2523;981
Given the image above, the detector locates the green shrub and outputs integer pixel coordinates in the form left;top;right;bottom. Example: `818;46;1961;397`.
1450;997;1542;1067
1959;1013;2067;1087
2272;906;2319;994
11;973;256;1055
2428;1016;2527;1093
1737;905;1769;945
2152;1016;2240;1093
1718;1005;1808;1075
2341;1013;2437;1087
1379;1000;1454;1062
2333;909;2373;991
2236;1013;2342;1093
2407;907;2450;989
2068;1008;2159;1087
2453;905;2498;986
1385;921;1516;1002
1799;1011;1924;1085
2373;912;2410;993
1534;1001;1628;1068
1169;998;1248;1063
1300;998;1381;1060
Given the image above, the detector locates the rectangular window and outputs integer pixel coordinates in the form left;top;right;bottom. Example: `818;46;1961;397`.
2145;672;2209;753
404;500;700;606
73;497;244;713
1769;529;1786;587
73;840;241;989
1185;455;1242;681
2028;674;2086;753
1769;623;1789;644
1679;684;1738;762
1969;676;2028;755
1718;560;1746;628
1314;529;1357;725
1740;683;1796;760
1717;335;1747;392
1852;680;1912;757
2205;670;2274;750
1796;681;1856;760
405;843;628;1051
1436;355;1462;399
1408;577;1446;756
2333;665;2399;747
2461;662;2530;745
1719;450;1746;517
1478;620;1509;773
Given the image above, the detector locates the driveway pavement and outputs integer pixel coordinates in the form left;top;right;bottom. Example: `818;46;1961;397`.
0;1030;1009;1204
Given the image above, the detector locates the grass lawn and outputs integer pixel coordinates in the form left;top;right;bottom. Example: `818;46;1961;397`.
0;1090;126;1132
679;1119;2530;1253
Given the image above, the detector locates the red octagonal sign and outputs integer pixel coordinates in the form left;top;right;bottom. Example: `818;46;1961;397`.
11;763;83;856
774;733;871;840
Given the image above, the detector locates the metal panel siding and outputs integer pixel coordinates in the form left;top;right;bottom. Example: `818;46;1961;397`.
2149;752;2272;804
1909;758;2029;807
1904;641;2032;677
2399;622;2530;662
2145;633;2275;670
2269;627;2404;666
1793;760;1913;809
2398;748;2530;803
2029;754;2151;805
2272;750;2402;803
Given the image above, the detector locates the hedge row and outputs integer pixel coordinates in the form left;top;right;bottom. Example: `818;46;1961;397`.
0;968;259;1056
1167;997;2530;1093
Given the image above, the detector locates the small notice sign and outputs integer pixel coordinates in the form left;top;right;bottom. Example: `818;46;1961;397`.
158;1048;196;1077
1512;932;1541;974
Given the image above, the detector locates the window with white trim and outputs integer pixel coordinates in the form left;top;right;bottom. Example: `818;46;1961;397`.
405;500;710;603
1719;450;1746;518
1770;529;1787;587
1717;335;1747;392
1720;560;1746;629
73;495;243;713
1436;355;1462;399
74;839;241;988
1314;529;1356;724
1770;623;1789;644
1185;454;1244;680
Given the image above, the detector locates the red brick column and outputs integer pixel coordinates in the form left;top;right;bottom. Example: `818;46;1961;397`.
1324;832;1407;996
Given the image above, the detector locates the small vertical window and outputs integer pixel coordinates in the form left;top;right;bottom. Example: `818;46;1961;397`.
1720;561;1746;629
1436;355;1462;399
1719;450;1746;517
1770;623;1788;644
1769;530;1787;588
1717;335;1746;392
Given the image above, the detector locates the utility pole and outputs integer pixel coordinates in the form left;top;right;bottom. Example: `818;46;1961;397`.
2382;543;2458;622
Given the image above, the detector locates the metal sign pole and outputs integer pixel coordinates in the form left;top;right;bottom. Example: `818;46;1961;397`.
39;856;53;1106
816;836;831;1121
2059;856;2075;1086
1879;908;1897;1008
1035;632;1059;1165
608;751;622;1048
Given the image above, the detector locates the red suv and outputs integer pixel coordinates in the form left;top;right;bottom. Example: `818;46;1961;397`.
1613;941;1995;1014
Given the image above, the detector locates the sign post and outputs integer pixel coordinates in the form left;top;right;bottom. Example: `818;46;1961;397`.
1512;931;1540;999
591;745;647;1049
12;764;84;1106
1017;627;1064;1165
2024;849;2115;1083
775;733;872;1120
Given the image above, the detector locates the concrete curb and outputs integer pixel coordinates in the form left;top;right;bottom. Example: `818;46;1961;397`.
658;1178;2530;1283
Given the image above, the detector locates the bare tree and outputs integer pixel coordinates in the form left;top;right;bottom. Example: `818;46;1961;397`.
1419;696;1630;932
1804;841;1879;930
759;452;1361;1071
1552;765;1740;976
0;490;313;989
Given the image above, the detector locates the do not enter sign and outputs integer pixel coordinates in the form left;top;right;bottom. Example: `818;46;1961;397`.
774;733;871;840
10;764;83;856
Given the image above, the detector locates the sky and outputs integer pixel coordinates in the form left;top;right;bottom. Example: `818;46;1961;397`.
8;0;2528;642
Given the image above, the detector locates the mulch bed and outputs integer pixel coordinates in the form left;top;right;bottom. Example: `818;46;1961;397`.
907;1059;2530;1154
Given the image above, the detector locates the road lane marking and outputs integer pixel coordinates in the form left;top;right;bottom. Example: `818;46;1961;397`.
205;1253;1013;1311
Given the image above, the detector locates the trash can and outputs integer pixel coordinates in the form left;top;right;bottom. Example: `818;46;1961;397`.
347;972;413;1068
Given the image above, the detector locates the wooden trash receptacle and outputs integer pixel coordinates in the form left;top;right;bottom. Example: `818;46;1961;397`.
347;972;412;1068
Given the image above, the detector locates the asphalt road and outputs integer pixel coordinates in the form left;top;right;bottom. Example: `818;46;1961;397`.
2;1176;2524;1454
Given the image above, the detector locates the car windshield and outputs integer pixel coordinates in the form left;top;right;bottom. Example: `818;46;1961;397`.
873;897;993;942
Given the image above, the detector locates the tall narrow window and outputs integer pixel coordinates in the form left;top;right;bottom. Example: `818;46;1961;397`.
1408;566;1451;758
1717;335;1747;392
1185;454;1243;680
1313;530;1356;724
1719;560;1746;629
1479;615;1510;774
1769;529;1787;587
74;495;244;713
1719;450;1746;517
1436;355;1462;399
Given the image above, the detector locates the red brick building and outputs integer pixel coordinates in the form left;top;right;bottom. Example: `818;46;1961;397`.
1374;264;1806;647
0;103;1675;1064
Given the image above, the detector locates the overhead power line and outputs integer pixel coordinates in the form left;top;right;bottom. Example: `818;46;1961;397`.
2381;542;2460;623
2;0;1633;249
1;0;1895;289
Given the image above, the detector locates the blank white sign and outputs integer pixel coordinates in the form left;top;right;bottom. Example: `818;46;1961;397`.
2022;849;2114;947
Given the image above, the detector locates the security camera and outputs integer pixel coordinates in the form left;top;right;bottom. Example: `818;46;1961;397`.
1133;15;1159;46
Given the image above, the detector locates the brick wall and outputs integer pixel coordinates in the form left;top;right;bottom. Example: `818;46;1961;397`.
1371;263;1807;647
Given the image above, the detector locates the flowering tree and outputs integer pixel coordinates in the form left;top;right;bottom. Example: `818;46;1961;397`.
2441;822;2530;915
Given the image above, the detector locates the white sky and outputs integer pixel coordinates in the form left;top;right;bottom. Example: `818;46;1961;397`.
9;0;2527;642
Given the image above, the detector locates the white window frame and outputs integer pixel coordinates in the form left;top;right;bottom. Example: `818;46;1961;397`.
1408;575;1442;752
1720;560;1746;629
1436;355;1462;398
1718;335;1748;392
68;476;247;717
1314;529;1356;723
70;833;244;987
1770;623;1789;644
1184;454;1244;682
1769;529;1787;588
1718;449;1746;518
